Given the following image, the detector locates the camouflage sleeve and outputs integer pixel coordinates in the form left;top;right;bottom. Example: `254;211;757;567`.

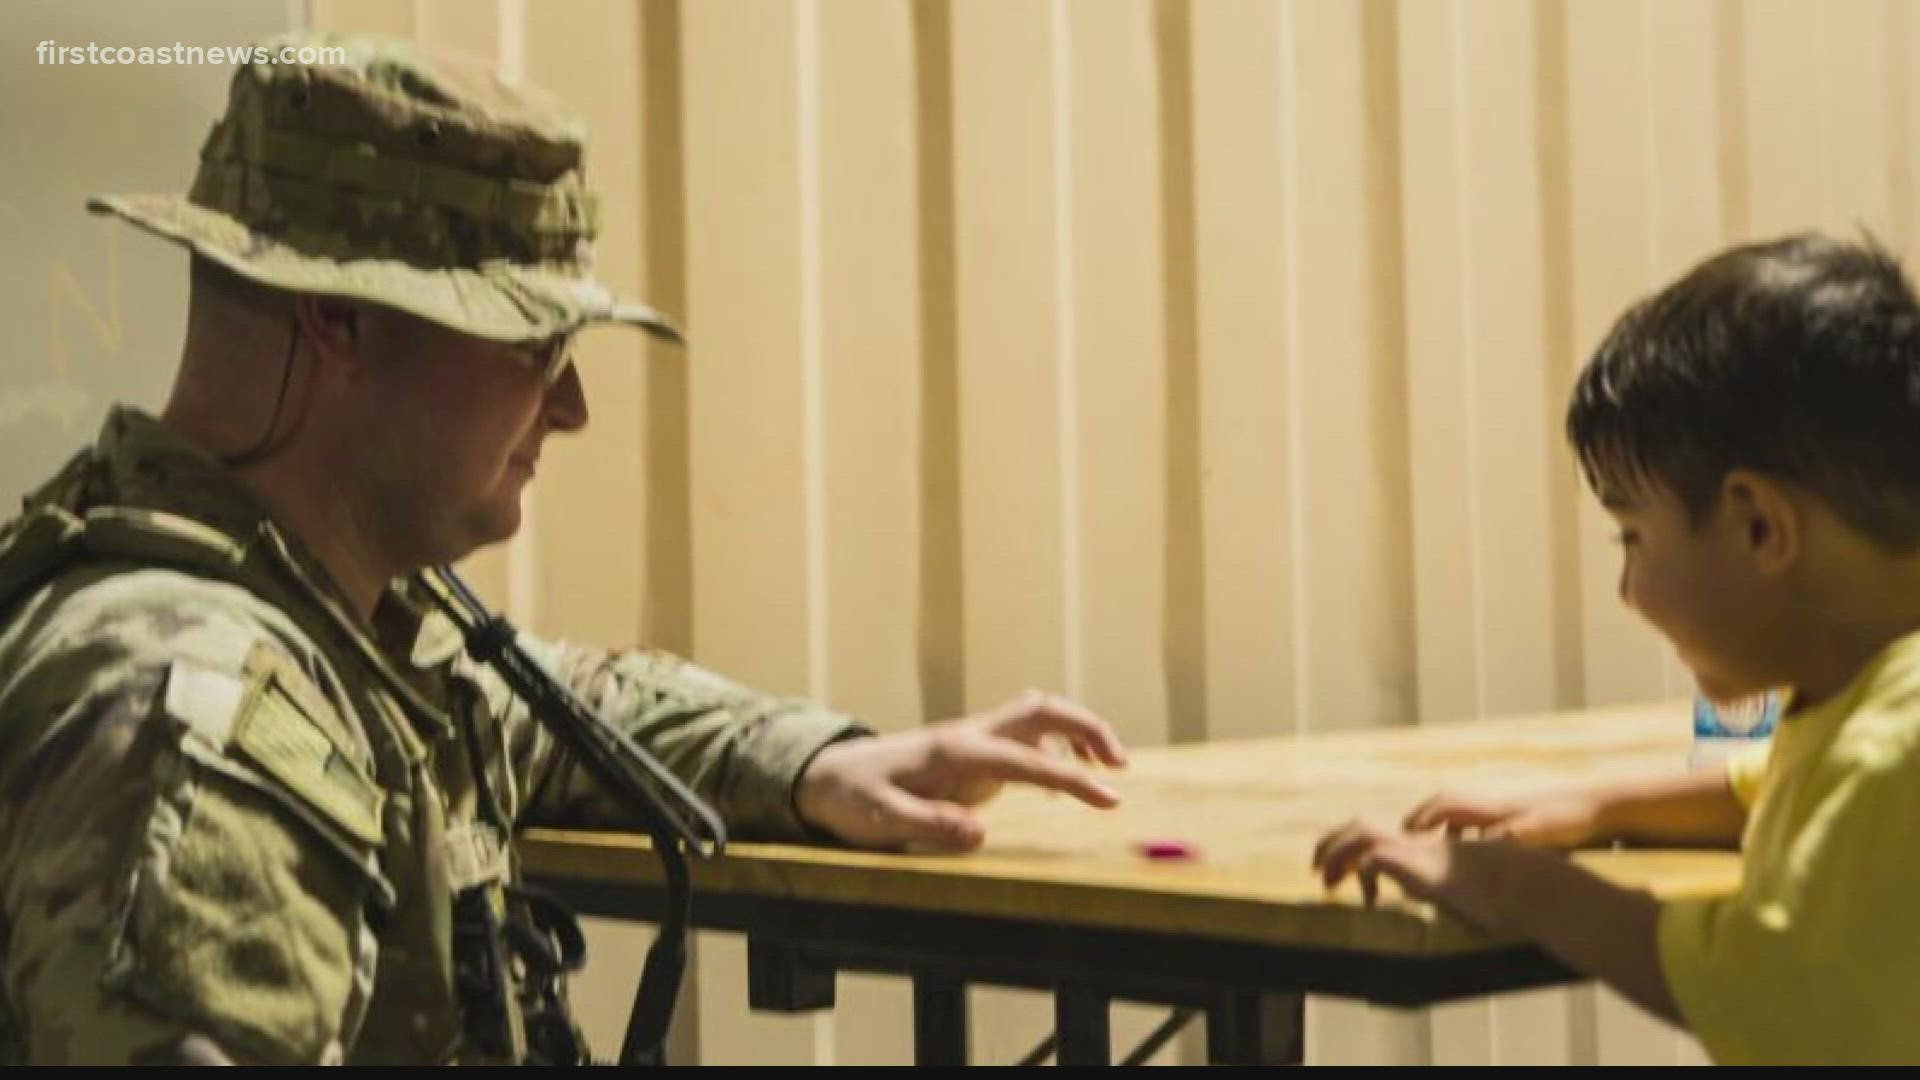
0;570;386;1065
480;639;868;839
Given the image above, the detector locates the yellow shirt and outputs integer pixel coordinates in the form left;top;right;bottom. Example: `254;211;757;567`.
1659;630;1920;1064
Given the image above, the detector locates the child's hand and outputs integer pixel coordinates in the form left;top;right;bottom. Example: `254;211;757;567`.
1310;818;1501;929
1401;789;1609;849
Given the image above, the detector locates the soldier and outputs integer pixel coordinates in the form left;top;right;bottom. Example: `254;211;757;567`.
0;33;1127;1064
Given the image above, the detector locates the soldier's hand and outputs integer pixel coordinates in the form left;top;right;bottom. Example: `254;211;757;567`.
794;691;1128;852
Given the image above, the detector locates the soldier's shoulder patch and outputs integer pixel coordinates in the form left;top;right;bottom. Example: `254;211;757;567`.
162;649;384;847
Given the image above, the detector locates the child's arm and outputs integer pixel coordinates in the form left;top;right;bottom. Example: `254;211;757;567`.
1403;768;1747;850
1312;823;1681;1024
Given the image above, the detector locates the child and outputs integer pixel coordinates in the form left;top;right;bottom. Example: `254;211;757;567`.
1314;234;1920;1064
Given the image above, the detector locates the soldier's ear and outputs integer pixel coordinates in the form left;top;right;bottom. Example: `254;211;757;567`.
293;294;361;366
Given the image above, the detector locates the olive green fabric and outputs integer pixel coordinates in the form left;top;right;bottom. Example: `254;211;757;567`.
0;409;864;1063
87;32;680;345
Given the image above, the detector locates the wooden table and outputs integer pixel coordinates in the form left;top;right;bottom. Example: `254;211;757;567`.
522;701;1741;1064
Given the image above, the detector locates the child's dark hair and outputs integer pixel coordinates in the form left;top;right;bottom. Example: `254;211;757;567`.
1568;233;1920;550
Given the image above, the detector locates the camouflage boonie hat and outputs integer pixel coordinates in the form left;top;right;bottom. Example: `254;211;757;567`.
87;32;680;345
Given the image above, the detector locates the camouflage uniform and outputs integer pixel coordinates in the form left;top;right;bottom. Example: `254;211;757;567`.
0;35;863;1065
